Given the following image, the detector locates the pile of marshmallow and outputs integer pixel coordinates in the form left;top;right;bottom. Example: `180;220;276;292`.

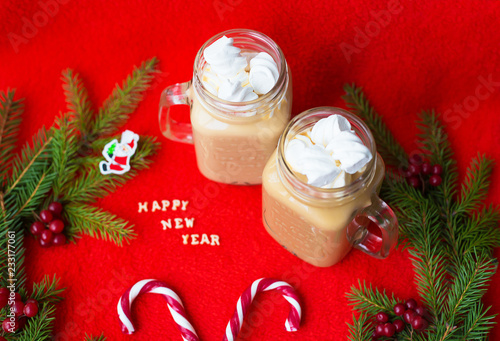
202;36;279;102
285;115;373;188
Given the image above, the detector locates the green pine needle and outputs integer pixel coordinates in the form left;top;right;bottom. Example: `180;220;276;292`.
347;312;373;341
89;57;160;139
63;203;136;245
17;302;56;341
84;334;107;341
0;89;24;184
342;83;407;167
62;69;94;136
456;154;494;214
31;274;65;303
346;280;400;316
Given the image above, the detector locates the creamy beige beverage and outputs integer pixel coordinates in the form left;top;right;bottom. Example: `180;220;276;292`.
262;108;398;267
159;29;292;185
190;85;291;184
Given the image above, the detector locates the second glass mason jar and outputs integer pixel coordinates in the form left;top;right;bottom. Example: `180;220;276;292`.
262;107;398;267
159;29;292;185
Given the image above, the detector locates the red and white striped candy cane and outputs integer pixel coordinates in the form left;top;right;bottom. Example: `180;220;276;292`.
223;278;302;341
117;279;199;341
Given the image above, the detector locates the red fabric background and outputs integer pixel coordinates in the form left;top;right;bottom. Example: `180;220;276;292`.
1;0;500;340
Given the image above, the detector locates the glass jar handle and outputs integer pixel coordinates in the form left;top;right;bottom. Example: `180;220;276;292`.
346;194;398;258
158;81;193;144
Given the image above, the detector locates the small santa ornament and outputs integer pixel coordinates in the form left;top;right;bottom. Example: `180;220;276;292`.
99;130;139;175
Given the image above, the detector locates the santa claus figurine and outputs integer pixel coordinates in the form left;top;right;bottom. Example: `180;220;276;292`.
99;130;140;175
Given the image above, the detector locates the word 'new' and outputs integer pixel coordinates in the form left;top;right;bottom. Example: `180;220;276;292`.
138;200;189;213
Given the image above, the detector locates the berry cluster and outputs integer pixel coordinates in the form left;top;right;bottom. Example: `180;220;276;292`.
402;154;443;189
0;288;39;333
29;202;67;247
372;298;428;339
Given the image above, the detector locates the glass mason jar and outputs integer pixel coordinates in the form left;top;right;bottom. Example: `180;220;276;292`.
159;29;292;185
262;107;398;267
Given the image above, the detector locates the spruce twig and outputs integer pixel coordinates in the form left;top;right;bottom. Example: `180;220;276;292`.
342;83;407;168
89;57;159;140
343;84;499;340
0;89;24;183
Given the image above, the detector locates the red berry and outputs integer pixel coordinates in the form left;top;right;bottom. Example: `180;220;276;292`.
0;288;8;307
415;305;426;316
25;298;38;305
7;292;21;304
375;323;385;336
429;175;442;186
394;303;406;316
30;221;45;236
371;330;380;339
48;202;63;215
39;210;53;223
39;238;52;247
404;309;416;324
17;316;27;331
432;164;443;175
393;319;405;332
383;322;396;337
11;300;24;316
376;312;389;323
408;176;421;188
408;164;422;176
49;219;64;233
412;315;426;330
52;233;67;246
409;154;423;165
422;163;432;175
24;301;39;317
0;295;7;308
41;229;53;242
406;298;417;310
0;336;6;341
2;318;13;332
401;167;413;178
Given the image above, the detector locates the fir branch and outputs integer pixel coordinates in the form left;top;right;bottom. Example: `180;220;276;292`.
62;69;94;136
84;334;107;341
31;275;65;303
445;252;497;322
17;302;56;341
88;57;159;139
342;83;407;167
0;89;24;184
0;219;27;289
456;206;500;257
456;155;494;214
347;280;399;316
4;128;52;197
347;312;373;341
49;113;80;200
416;111;458;211
63;203;135;245
458;302;496;340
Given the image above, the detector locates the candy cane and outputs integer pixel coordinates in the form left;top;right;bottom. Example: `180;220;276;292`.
117;279;199;341
223;278;302;341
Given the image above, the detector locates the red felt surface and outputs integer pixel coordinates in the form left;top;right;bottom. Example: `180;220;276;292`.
1;0;500;340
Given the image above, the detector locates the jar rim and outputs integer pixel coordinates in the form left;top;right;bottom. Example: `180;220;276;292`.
192;29;288;119
277;107;377;201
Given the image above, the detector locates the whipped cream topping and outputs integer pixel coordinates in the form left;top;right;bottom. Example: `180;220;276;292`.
201;36;279;102
249;52;279;95
285;114;372;188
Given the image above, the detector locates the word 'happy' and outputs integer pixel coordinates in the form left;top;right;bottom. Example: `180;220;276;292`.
138;200;189;212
